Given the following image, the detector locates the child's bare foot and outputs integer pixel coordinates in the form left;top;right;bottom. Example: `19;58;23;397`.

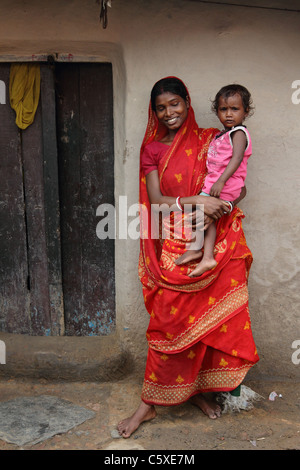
117;401;156;438
188;258;217;277
190;393;222;419
175;250;203;266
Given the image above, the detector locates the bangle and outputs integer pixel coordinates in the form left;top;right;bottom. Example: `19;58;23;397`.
176;196;183;211
227;201;234;213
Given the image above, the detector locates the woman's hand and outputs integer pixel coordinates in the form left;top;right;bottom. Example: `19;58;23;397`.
204;215;214;230
190;211;214;231
194;194;229;220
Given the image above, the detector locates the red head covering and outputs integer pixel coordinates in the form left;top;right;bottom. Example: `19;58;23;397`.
139;77;220;288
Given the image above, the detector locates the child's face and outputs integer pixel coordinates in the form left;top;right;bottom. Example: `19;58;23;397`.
217;94;248;130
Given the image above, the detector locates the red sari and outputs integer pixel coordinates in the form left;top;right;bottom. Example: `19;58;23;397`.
139;89;259;406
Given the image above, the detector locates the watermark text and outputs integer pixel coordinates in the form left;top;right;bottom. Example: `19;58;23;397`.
291;339;300;365
0;80;5;104
0;340;6;364
96;196;204;249
291;80;300;104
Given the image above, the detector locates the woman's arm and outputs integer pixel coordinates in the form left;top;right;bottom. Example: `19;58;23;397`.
146;170;229;220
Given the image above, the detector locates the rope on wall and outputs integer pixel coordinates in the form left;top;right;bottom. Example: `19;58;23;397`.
96;0;112;29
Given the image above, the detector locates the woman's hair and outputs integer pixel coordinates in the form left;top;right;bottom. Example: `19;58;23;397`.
211;84;254;116
150;77;189;111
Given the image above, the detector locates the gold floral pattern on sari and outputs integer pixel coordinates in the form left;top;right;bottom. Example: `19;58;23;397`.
142;364;252;405
148;284;249;352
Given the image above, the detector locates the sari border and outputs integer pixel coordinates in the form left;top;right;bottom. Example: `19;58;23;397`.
148;284;249;353
141;364;251;406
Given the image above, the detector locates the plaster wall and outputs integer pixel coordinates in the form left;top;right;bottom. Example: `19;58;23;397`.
0;0;299;380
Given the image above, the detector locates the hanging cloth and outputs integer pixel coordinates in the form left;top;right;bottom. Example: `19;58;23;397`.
9;63;40;130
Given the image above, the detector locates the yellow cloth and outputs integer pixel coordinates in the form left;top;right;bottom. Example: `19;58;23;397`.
9;63;40;130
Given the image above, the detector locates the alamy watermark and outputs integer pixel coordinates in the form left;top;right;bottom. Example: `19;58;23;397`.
0;80;5;104
96;196;205;250
291;340;300;365
0;340;6;364
291;80;300;104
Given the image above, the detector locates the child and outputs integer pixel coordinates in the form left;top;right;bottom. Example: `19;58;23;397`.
176;84;254;277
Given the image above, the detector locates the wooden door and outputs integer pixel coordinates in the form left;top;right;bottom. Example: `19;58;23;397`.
0;63;60;335
0;62;115;336
55;63;115;336
0;64;30;334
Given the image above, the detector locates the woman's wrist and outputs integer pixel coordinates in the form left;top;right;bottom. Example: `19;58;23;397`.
226;201;234;212
178;195;203;207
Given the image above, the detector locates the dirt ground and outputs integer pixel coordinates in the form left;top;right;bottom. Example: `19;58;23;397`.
0;375;299;451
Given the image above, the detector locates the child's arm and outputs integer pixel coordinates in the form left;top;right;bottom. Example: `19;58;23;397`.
209;130;247;198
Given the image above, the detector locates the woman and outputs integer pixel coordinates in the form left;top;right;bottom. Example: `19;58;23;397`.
118;77;259;438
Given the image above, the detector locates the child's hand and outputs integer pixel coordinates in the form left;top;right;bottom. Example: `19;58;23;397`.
210;180;225;198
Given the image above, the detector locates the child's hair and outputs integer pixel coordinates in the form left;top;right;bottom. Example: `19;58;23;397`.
151;77;189;111
211;84;254;116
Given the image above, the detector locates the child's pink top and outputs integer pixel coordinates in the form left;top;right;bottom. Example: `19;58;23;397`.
202;126;252;201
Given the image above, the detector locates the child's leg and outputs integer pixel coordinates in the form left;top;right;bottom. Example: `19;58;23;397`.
175;227;203;266
175;245;203;265
188;222;217;277
175;198;206;266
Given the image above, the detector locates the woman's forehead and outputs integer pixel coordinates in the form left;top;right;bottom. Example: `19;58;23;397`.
155;92;184;105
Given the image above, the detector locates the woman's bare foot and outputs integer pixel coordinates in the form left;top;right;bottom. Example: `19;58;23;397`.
190;393;222;419
117;401;157;438
188;258;217;277
175;250;203;266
